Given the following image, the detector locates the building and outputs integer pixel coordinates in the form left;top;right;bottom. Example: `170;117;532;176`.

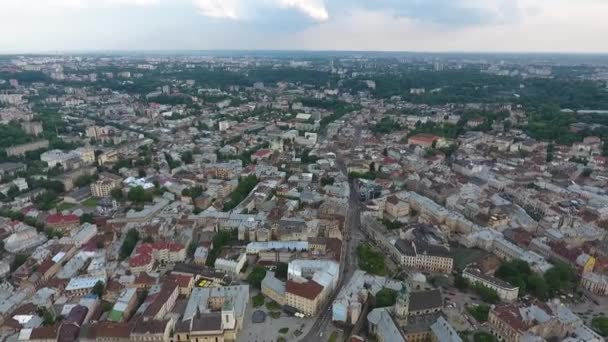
385;195;410;219
408;134;440;148
21;121;44;136
129;241;186;274
463;267;519;302
130;318;173;342
46;213;80;231
394;239;454;274
65;276;106;297
180;285;249;341
430;316;463;342
488;301;603;342
108;288;138;322
580;272;608;296
141;281;179;320
214;249;247;275
6;140;49;157
261;271;287;306
367;307;407;342
91;173;123;198
286;279;324;316
0;162;26;179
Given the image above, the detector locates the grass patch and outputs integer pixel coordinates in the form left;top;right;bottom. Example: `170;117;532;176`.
329;332;340;342
56;202;76;211
82;198;98;208
270;311;281;319
252;294;265;308
279;328;289;334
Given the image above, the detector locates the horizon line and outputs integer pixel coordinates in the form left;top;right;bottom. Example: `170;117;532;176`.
1;49;608;56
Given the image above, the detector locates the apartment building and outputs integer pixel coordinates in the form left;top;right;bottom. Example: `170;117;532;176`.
463;267;519;302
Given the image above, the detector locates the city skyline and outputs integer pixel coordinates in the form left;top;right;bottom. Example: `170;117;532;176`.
1;0;608;53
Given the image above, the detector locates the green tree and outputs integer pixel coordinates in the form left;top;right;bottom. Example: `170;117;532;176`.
374;288;398;308
10;254;28;271
357;243;386;276
592;316;608;337
119;228;140;260
247;266;267;289
181;150;194;164
187;241;197;258
127;186;152;203
92;280;105;299
80;213;94;224
467;304;490;322
111;188;124;201
473;331;496;342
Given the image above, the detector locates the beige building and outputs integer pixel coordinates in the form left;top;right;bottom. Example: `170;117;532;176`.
581;272;608;296
385;195;410;219
285;279;324;316
261;271;287;306
91;173;123;198
6;140;49;157
463;267;519;302
395;239;453;274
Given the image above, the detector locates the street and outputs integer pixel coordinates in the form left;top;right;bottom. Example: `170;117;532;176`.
299;125;363;342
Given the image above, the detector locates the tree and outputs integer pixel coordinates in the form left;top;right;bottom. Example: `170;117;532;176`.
592;316;608;337
473;331;496;342
187;241;197;258
119;228;140;260
10;254;28;271
181;150;194;164
454;274;470;290
247;266;267;289
275;262;288;280
92;280;105;299
38;306;55;326
374;288;397;308
80;213;94;224
128;186;152;203
357;243;386;276
74;174;95;188
467;304;490;322
111;188;124;201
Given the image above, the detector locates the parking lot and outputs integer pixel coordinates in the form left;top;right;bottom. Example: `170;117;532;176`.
238;293;316;342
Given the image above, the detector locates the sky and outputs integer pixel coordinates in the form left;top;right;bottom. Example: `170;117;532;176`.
1;0;607;53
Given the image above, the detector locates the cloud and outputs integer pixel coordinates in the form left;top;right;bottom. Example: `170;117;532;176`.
192;0;240;19
276;0;329;21
327;0;526;27
192;0;329;21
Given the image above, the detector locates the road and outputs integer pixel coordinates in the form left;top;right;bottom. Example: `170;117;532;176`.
300;125;363;342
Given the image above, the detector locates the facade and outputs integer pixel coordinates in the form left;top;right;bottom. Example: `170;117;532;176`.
285;279;324;316
6;140;49;157
129;241;186;274
463;267;519;302
580;272;608;296
91;174;123;198
395;239;454;274
261;271;287;306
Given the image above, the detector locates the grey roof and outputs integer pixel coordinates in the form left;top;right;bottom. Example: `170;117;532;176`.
262;271;286;295
409;290;443;312
430;316;463;342
367;308;406;342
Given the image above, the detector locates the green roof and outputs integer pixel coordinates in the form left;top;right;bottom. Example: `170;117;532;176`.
107;309;123;322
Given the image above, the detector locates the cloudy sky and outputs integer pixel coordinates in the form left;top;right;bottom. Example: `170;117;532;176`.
1;0;607;53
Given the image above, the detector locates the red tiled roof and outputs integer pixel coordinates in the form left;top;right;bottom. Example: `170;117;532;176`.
129;253;153;268
253;149;272;157
286;280;323;300
409;134;440;143
46;213;79;225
